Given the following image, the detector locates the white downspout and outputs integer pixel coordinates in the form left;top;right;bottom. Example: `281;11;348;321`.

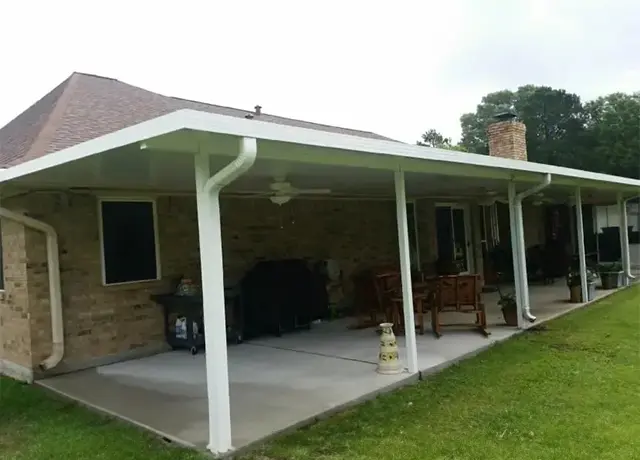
575;188;589;300
619;193;637;284
0;208;63;371
507;182;525;328
204;137;257;194
195;136;256;456
514;173;552;322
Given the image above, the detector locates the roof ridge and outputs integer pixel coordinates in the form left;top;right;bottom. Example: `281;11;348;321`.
72;71;118;81
21;73;80;163
171;94;383;135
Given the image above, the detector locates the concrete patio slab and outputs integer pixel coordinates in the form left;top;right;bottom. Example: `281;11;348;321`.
247;280;615;371
37;280;631;452
39;343;413;450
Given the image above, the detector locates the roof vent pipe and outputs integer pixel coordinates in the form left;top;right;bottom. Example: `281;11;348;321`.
254;105;262;116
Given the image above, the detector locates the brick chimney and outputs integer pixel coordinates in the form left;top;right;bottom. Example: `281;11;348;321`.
486;110;527;161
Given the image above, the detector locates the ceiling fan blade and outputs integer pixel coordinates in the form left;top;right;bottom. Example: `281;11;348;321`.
233;190;274;196
293;188;332;195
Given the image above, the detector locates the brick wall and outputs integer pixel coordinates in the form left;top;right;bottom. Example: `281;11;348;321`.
1;192;420;374
0;220;33;369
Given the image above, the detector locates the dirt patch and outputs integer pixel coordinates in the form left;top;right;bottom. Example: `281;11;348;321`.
525;324;549;334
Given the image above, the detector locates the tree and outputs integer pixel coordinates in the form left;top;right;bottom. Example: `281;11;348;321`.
459;85;587;168
417;129;467;151
459;89;516;155
421;86;639;178
417;129;452;148
582;92;640;179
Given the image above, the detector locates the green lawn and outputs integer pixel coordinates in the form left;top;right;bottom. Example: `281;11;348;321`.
0;378;203;460
1;286;638;460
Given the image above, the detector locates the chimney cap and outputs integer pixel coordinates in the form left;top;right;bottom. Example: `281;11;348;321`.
493;108;518;122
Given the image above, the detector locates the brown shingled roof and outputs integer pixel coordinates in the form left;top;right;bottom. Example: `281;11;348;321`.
0;72;396;167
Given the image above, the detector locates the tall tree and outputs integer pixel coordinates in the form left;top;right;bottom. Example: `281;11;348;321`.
417;129;452;148
459;85;587;168
417;129;467;151
459;89;516;155
582;92;640;179
422;86;638;178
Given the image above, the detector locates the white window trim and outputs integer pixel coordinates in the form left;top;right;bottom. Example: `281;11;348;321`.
435;202;474;273
97;197;162;287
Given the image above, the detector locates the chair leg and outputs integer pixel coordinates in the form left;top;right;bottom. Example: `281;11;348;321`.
415;299;425;335
431;306;441;338
416;310;425;335
477;308;490;337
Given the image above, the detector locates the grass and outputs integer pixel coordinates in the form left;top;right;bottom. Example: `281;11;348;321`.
0;380;204;459
245;285;640;460
1;286;638;460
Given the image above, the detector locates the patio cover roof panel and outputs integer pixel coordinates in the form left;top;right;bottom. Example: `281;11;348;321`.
0;109;638;198
0;147;626;205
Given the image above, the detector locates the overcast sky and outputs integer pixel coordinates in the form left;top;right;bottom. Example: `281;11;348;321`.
1;0;638;144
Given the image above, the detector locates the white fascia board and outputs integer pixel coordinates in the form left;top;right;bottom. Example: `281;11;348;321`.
1;109;639;191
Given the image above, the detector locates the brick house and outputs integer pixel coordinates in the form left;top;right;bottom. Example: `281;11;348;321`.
1;73;637;455
0;73;408;381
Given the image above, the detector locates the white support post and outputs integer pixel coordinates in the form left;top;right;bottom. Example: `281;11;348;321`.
568;202;577;254
618;194;631;286
394;169;419;374
194;153;233;455
508;182;525;328
575;188;589;301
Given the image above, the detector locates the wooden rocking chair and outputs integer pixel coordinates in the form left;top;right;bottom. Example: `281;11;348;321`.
430;274;489;338
373;271;428;336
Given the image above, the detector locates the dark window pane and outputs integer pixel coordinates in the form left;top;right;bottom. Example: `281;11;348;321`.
436;206;454;261
101;201;158;284
452;209;468;271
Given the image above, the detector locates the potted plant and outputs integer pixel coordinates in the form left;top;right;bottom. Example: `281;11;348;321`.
598;262;624;290
567;268;597;303
498;291;518;326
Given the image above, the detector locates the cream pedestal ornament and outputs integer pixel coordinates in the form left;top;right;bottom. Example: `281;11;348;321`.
376;322;403;375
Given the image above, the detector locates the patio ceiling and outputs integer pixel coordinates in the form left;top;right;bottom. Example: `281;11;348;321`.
1;111;638;204
0;144;625;204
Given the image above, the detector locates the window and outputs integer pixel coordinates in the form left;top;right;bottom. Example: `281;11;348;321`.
99;199;160;285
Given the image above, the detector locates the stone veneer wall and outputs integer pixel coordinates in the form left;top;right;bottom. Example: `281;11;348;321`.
1;192;434;375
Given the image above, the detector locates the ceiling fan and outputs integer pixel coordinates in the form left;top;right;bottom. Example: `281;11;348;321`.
478;189;508;206
531;192;555;206
237;176;331;205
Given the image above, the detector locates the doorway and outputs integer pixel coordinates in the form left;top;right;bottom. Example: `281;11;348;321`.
435;204;473;273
